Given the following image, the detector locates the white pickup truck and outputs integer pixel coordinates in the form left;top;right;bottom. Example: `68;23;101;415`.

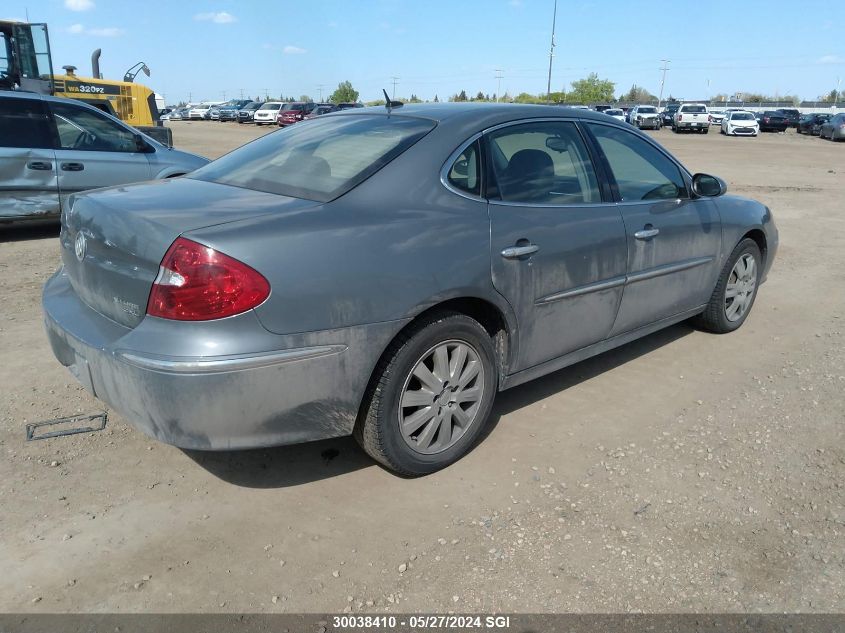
673;103;710;134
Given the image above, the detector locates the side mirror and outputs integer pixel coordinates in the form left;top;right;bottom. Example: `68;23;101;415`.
692;173;726;197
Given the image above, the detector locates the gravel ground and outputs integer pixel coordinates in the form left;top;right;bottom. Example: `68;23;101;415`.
0;120;842;613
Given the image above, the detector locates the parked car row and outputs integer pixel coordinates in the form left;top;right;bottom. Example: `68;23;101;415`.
601;102;843;141
166;100;366;126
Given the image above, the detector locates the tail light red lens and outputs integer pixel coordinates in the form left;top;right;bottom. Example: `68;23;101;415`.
147;237;270;321
678;114;683;121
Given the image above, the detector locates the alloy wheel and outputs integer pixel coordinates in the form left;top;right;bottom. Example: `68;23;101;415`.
398;340;485;455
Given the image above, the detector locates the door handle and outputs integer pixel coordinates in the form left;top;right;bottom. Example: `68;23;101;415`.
501;244;540;259
634;227;660;240
61;162;85;172
27;161;52;171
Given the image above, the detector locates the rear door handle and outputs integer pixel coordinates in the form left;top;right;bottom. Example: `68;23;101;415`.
27;161;53;171
501;244;540;259
61;162;85;172
634;228;660;240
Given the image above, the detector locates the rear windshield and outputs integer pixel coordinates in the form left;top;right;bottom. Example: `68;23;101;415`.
682;105;706;113
190;115;435;203
732;112;755;120
605;109;623;115
638;107;657;113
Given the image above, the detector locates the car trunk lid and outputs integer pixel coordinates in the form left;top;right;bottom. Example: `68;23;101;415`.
60;177;318;328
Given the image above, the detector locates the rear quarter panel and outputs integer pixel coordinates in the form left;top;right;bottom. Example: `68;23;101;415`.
185;128;509;337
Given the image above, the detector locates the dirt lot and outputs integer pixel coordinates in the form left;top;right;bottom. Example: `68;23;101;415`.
1;120;843;614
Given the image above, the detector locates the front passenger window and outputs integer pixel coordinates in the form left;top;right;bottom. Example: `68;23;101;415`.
50;102;139;153
586;123;688;201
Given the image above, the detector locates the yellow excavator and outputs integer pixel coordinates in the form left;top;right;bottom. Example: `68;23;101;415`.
0;20;171;144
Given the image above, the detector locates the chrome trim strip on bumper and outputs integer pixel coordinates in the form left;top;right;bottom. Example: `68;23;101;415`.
116;345;347;374
536;275;626;305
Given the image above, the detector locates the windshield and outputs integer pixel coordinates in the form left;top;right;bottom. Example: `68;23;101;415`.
732;112;755;121
259;103;282;111
289;104;306;111
190;115;435;203
638;107;657;113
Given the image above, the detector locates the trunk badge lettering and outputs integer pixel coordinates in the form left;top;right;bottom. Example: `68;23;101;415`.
113;297;141;317
74;233;87;262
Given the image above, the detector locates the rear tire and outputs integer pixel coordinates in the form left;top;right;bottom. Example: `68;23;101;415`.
692;238;762;334
354;312;498;476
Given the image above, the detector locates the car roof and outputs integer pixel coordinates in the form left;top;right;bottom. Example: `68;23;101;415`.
330;102;619;127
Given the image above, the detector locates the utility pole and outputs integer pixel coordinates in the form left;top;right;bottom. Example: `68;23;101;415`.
495;69;503;102
391;76;399;100
317;84;324;101
835;77;841;110
188;91;192;104
263;88;269;100
657;59;670;110
221;90;227;101
239;88;244;100
546;0;557;102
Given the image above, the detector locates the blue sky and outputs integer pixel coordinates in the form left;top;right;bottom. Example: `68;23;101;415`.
6;0;843;104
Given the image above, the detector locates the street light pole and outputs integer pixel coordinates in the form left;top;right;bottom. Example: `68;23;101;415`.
657;59;670;110
546;0;557;102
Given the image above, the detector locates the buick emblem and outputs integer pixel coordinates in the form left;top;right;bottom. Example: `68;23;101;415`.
74;232;87;262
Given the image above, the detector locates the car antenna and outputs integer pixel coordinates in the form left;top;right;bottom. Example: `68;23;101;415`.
383;88;403;114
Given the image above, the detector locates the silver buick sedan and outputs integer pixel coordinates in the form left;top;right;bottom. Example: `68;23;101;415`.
43;103;778;475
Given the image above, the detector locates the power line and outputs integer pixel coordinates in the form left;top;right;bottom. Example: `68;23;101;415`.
657;59;670;109
390;76;400;99
495;69;503;102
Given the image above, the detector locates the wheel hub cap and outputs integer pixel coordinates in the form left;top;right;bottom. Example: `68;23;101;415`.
724;253;757;322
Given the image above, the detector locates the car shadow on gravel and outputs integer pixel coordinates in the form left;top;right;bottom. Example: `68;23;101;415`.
186;322;694;488
182;435;371;488
0;222;60;242
479;322;695;440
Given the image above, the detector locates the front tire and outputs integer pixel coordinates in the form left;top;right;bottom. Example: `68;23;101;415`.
354;312;498;476
692;238;762;334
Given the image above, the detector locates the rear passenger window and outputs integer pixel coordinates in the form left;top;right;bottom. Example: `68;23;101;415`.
486;121;601;204
0;98;53;149
447;140;481;196
586;123;688;201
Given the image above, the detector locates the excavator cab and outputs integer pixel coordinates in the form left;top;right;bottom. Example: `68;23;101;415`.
0;21;54;94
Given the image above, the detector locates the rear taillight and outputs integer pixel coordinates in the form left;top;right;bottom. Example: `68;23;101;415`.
678;114;683;121
147;237;270;321
708;115;712;122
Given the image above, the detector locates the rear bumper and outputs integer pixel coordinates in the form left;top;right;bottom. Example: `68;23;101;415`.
42;268;405;450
